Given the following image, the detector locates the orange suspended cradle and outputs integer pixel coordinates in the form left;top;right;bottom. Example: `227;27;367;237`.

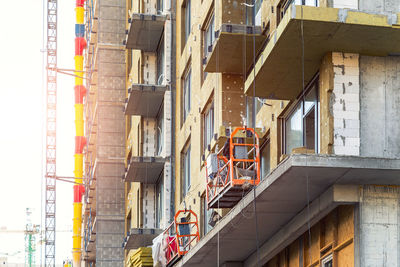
206;127;261;209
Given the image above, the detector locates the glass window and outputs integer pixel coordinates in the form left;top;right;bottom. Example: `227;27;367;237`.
201;195;213;236
156;173;164;228
254;0;262;26
203;14;215;59
284;78;318;154
184;0;191;45
183;69;192;122
157;0;164;13
203;102;214;153
285;104;302;154
260;139;270;179
157;104;164;156
157;37;165;85
321;254;333;267
278;0;318;25
182;145;191;198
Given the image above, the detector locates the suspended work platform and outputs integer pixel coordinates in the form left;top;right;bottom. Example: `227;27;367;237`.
206;127;261;209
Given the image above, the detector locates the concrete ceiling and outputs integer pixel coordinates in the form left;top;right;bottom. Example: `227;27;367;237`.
245;5;400;100
125;13;166;52
205;24;267;74
125;84;167;117
124;157;165;184
176;154;400;266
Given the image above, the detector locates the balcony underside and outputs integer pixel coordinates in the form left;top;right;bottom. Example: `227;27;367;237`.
124;156;165;183
177;154;400;266
125;84;167;117
245;5;400;100
204;24;267;74
125;13;166;52
124;228;163;250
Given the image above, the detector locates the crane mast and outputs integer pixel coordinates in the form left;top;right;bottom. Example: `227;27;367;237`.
44;0;57;266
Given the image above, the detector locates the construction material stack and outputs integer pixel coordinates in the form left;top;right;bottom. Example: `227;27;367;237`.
73;1;87;266
126;248;153;267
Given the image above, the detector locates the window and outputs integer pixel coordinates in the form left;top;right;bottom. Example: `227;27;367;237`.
321;254;333;267
203;13;215;59
182;144;191;199
202;12;215;81
201;194;213;236
157;0;164;14
156;104;164;156
254;0;262;26
277;0;318;25
183;0;191;46
156;173;164;228
284;77;319;154
245;0;262;25
157;37;165;85
260;138;270;179
202;101;214;153
182;68;192;123
246;96;264;127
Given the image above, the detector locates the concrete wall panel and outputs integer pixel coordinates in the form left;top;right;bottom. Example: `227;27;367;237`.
360;56;400;158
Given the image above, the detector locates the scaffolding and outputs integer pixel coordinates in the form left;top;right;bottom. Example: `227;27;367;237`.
44;0;57;266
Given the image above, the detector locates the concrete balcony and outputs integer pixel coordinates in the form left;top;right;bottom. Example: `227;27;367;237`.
125;13;166;52
123;228;163;250
176;154;400;266
204;24;267;74
245;5;400;100
125;84;167;117
124;156;165;184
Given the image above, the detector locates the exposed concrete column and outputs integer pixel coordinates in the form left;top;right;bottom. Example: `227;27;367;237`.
358;185;400;266
359;56;400;158
331;52;360;156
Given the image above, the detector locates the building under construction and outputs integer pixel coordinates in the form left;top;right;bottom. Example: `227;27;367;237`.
44;0;400;266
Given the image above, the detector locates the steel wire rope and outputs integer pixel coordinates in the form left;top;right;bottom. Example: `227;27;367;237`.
299;4;313;265
250;1;260;264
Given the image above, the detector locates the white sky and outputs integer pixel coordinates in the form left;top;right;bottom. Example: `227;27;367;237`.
0;0;77;264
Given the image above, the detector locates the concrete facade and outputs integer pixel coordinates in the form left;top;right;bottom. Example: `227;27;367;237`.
82;0;126;266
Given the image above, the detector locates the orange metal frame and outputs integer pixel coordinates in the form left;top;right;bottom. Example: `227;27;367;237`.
163;210;200;265
206;127;260;207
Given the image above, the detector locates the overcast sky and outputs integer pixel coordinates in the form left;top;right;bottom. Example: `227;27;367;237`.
0;0;77;264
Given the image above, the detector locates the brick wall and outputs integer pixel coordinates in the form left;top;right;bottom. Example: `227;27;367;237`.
331;52;360;156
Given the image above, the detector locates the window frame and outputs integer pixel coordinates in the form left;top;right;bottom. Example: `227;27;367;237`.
155;172;164;229
260;136;271;180
202;99;214;154
282;74;319;154
181;143;191;200
156;102;164;156
156;36;165;85
182;66;192;124
200;193;213;237
321;254;333;267
277;0;319;25
182;0;191;48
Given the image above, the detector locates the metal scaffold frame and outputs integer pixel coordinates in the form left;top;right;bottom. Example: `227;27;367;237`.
45;0;57;266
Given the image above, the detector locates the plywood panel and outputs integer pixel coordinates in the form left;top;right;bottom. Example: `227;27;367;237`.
338;205;354;244
337;243;354;267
